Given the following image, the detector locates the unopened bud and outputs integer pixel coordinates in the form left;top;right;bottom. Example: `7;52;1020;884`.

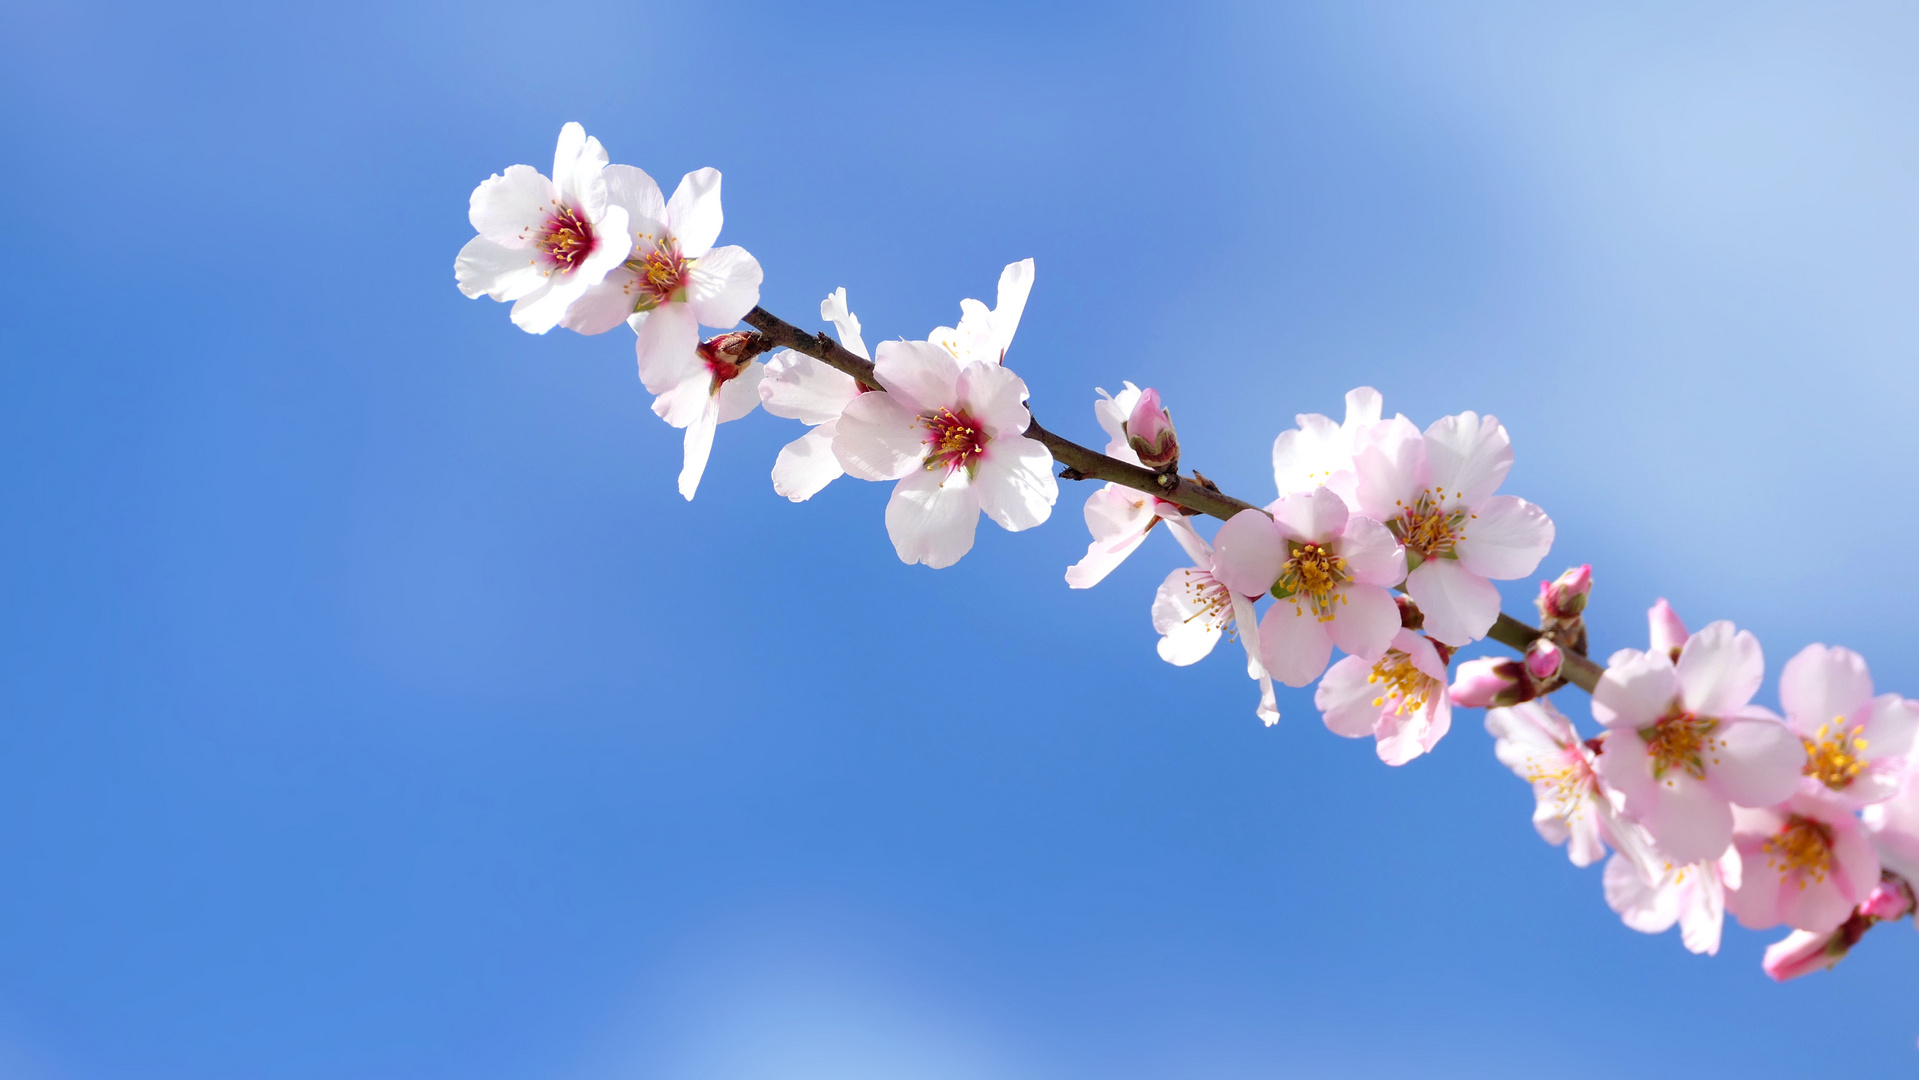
1450;657;1534;708
1537;564;1592;620
1762;928;1848;983
1395;595;1424;631
1525;639;1563;682
1124;388;1179;470
697;330;768;373
1861;877;1915;921
1649;599;1688;661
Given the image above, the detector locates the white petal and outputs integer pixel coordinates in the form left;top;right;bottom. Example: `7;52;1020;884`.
872;340;960;413
651;366;712;429
468;163;557;246
686;245;763;329
1403;558;1500;646
1336;513;1405;587
677;395;721;501
989;258;1035;357
1152;567;1225;665
760;351;861;425
885;466;981;568
1422;411;1512;506
455;235;546;301
1094;383;1143;460
771;422;845;503
1454;496;1553;581
1710;715;1806;808
631;303;701;394
820;287;871;360
1066;485;1156;589
1604;853;1680;934
1352;415;1426;520
1315;655;1385;738
975;435;1056;532
715;362;764;424
1677;621;1765;717
603;163;668;242
1272;414;1347;498
832;391;924;481
1342;387;1383;430
1641;777;1735;866
562;268;643;335
550;122;609;219
957;361;1032;438
666;167;723;258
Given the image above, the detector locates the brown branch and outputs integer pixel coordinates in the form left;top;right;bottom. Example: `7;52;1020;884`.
744;304;1596;694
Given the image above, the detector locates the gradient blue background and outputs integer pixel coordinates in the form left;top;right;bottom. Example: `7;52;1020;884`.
3;1;1917;1076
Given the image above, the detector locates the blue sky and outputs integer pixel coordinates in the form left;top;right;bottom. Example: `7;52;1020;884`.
4;1;1919;1076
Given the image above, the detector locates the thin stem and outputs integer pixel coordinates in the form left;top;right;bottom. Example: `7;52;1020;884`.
744;304;1599;695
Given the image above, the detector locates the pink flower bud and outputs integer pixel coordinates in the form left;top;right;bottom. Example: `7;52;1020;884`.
1525;639;1562;681
1450;657;1529;708
1124;388;1179;470
1861;878;1915;921
1762;928;1847;982
1536;564;1591;620
1648;598;1688;660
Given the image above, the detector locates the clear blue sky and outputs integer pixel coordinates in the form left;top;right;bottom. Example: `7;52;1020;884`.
4;1;1918;1076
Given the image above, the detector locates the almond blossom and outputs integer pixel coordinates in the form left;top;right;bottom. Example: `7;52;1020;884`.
1777;643;1919;808
1316;626;1452;764
759;288;868;502
1486;699;1644;869
455;123;634;335
930;259;1034;365
1727;790;1880;933
1591;619;1805;865
831;339;1056;568
1211;489;1405;687
1150;532;1280;726
1604;845;1743;955
1271;387;1383;504
1762;877;1914;982
650;332;767;500
1352;412;1554;647
1065;383;1192;588
561;164;762;395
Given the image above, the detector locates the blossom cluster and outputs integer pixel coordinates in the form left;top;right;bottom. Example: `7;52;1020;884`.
456;124;1919;986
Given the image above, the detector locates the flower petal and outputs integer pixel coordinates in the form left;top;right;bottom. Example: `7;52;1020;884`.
715;361;765;424
603;164;668;243
1710;714;1806;808
1352;415;1426;521
760;351;861;425
872;340;960;413
1454;495;1553;581
832;391;924;481
455;235;547;302
1592;651;1681;730
820;287;871;360
957;361;1032;438
1404;557;1500;646
1153;567;1226;665
1779;644;1874;734
1066;485;1157;589
1211;510;1286;597
772;421;845;503
1423;411;1512;506
550;122;609;220
975;434;1057;532
1677;621;1765;717
1337;513;1405;587
1270;485;1348;545
989;258;1035;357
631;303;701;394
1259;600;1334;688
686;244;763;329
885;466;982;568
677;394;720;501
1327;583;1399;662
468;163;556;247
665;167;723;258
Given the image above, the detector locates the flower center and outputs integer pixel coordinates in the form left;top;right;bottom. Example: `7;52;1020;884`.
1367;650;1434;717
1177;569;1235;634
1803;720;1869;791
623;239;691;310
1524;748;1597;821
921;407;988;473
1638;708;1720;781
1389;489;1469;561
1763;814;1836;886
1273;542;1350;620
538;205;597;274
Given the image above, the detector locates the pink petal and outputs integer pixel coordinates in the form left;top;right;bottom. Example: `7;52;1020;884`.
1454;495;1553;581
1404;557;1500;646
1211;510;1286;598
1677;621;1765;717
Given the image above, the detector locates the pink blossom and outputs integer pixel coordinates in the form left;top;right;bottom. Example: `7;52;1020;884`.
1451;657;1526;709
1151;532;1280;726
1316;628;1452;765
1862;759;1919;884
1211;489;1406;687
831;339;1056;568
1604;845;1742;955
1778;643;1919;808
1591;620;1805;865
1648;598;1688;661
1762;877;1918;981
1486;699;1636;867
1727;790;1880;933
1537;565;1591;621
929;259;1034;366
1351;412;1554;647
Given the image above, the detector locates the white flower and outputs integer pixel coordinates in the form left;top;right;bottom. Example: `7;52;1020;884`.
1271;386;1383;504
1064;382;1194;589
455;123;634;335
759;288;869;502
649;332;767;500
1604;844;1743;956
1150;530;1281;726
560;165;762;394
1486;699;1652;868
831;340;1057;568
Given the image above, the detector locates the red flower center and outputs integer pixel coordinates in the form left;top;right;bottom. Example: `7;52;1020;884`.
538;205;597;273
922;407;988;473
